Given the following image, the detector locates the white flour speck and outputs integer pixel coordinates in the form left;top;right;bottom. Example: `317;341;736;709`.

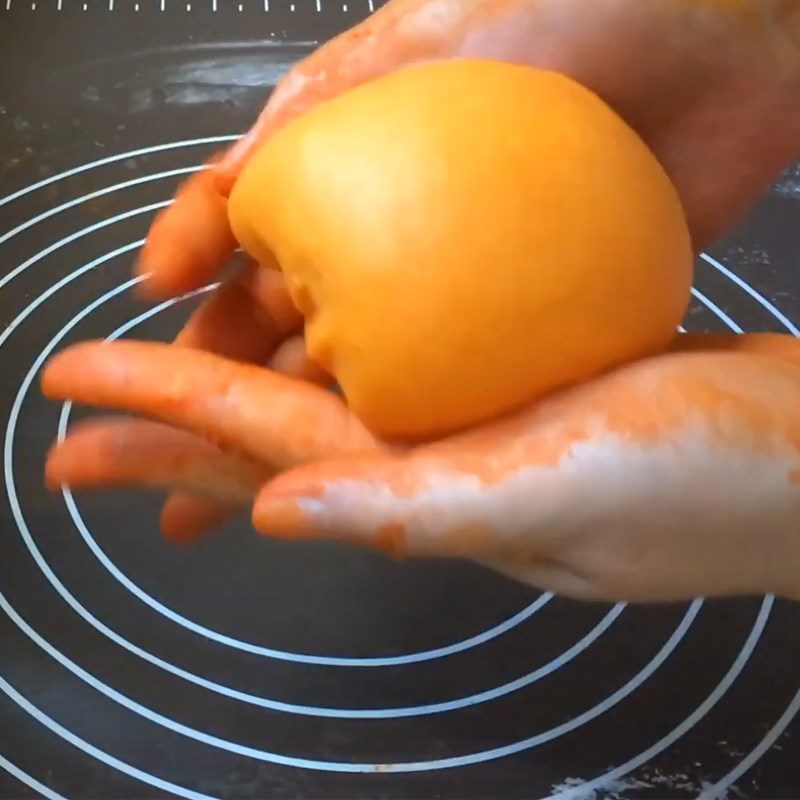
773;163;800;198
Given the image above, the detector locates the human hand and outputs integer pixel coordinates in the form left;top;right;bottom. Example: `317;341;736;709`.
132;0;800;537
42;332;800;602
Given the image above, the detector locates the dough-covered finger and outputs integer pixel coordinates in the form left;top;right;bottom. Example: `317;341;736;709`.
41;340;381;469
172;261;301;362
163;262;303;538
46;417;267;502
137;160;238;299
160;492;243;543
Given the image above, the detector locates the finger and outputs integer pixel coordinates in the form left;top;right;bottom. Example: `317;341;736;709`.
137;159;238;299
41;340;381;469
268;335;331;385
253;453;514;560
164;263;303;537
214;0;459;194
173;261;302;364
160;492;243;543
46;417;267;502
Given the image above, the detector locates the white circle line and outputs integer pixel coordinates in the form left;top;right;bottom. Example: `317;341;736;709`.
66;480;634;711
0;576;702;772
698;660;800;799
0;201;168;293
0;166;200;249
544;596;774;799
0;676;216;800
0;240;144;352
0;753;67;800
690;287;744;333
0;137;237;210
700;253;800;337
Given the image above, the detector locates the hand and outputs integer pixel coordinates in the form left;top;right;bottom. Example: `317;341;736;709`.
134;0;800;538
42;332;800;602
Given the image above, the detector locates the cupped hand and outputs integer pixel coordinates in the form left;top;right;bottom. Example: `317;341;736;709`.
42;332;800;602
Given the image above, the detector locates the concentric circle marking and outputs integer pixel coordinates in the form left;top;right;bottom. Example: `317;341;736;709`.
0;166;200;250
690;287;744;333
698;675;800;800
0;201;168;293
0;240;144;351
3;262;705;773
9;275;616;716
0;136;238;209
0;754;67;800
0;563;703;772
0;276;751;778
545;595;774;800
0;140;796;797
700;253;800;337
0;676;216;800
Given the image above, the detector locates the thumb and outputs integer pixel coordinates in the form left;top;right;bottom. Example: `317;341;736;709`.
214;0;466;193
252;453;538;561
